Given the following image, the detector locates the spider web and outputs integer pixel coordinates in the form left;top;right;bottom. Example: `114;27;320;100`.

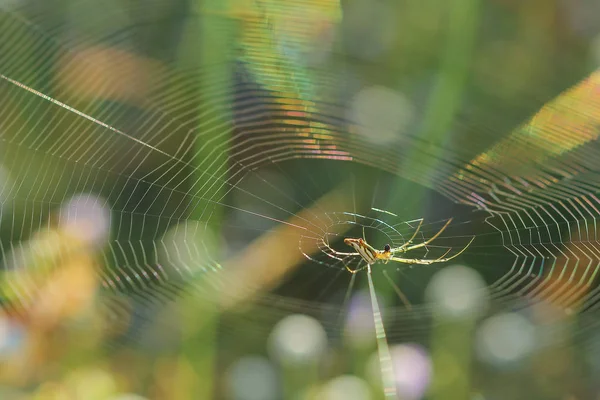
1;0;600;396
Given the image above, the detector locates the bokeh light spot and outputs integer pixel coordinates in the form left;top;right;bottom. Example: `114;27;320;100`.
0;315;24;358
318;375;371;400
426;264;489;319
391;344;432;399
268;314;327;365
157;221;219;277
59;194;110;248
476;312;535;367
226;355;278;400
366;344;432;399
348;85;415;145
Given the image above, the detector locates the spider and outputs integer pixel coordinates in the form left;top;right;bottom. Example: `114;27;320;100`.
341;218;474;274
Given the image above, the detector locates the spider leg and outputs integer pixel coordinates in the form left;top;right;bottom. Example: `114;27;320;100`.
332;250;361;256
401;218;453;252
389;248;451;265
395;218;424;251
436;236;475;261
326;237;359;257
345;260;369;274
389;236;474;265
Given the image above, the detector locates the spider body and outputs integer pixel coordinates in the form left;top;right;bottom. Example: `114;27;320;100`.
342;218;474;274
343;238;391;264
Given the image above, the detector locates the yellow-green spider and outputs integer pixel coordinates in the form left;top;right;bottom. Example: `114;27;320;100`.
342;218;474;274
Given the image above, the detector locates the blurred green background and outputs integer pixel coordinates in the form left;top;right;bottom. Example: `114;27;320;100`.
0;0;600;399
